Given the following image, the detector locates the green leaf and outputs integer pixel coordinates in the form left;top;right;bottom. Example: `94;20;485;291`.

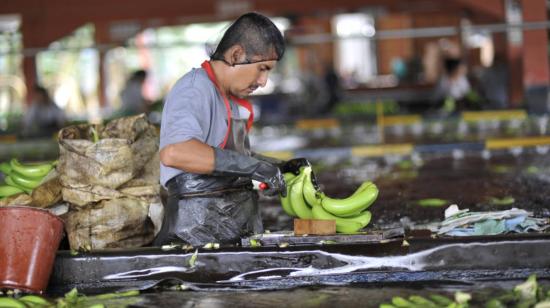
189;249;198;267
514;274;538;303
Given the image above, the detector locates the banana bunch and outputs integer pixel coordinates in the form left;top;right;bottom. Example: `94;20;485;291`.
0;158;56;199
280;166;378;233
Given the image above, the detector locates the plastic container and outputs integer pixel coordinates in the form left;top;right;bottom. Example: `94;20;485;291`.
0;206;64;293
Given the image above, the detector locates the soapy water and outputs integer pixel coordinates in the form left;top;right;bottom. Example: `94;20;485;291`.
98;240;548;285
221;240;548;283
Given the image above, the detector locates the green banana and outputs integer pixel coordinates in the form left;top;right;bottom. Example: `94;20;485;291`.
10;158;54;178
408;295;437;307
391;296;415;307
0;162;11;174
311;202;371;233
19;295;51;306
302;167;324;207
8;172;42;189
335;181;377;217
4;176;32;194
0;297;26;308
0;185;25;197
288;168;313;219
428;294;453;306
320;182;378;217
280;172;298;217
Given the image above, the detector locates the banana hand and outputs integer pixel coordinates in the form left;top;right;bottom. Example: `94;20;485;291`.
311;203;372;233
321;182;378;217
288;168;313;219
0;161;11;174
0;185;25;198
302;167;324;207
8;172;42;189
4;176;32;194
280;172;297;217
10;158;54;178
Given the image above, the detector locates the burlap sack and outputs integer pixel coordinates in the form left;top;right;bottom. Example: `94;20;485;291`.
64;197;155;249
57;114;161;249
57;114;158;200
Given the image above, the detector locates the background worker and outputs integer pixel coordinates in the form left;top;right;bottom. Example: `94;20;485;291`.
21;85;66;138
155;12;289;246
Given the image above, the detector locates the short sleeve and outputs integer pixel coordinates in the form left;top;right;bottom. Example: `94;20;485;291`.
160;86;209;149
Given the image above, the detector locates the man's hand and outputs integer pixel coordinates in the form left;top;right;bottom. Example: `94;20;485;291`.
253;162;287;196
211;147;286;196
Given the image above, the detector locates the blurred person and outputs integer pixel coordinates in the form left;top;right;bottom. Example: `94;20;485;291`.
431;57;473;113
21;85;66;138
119;69;150;116
477;52;509;109
321;63;343;114
155;12;296;247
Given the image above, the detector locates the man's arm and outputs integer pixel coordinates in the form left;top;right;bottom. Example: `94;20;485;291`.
160;138;215;174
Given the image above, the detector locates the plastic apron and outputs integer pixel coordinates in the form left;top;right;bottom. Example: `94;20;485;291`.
153;61;262;247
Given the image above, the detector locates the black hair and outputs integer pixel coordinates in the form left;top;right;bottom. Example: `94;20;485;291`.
210;12;285;64
130;70;147;81
444;57;462;75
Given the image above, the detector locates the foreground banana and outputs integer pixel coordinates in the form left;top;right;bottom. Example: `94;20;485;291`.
288;169;313;219
278;164;378;233
8;172;43;189
0;162;11;174
302;167;323;207
312;203;372;233
280;172;297;217
320;181;378;217
10;158;54;178
4;176;32;194
0;185;25;197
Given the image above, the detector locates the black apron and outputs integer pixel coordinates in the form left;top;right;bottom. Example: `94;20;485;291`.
153;62;262;247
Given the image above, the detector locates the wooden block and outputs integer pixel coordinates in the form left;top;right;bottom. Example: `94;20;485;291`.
294;219;336;235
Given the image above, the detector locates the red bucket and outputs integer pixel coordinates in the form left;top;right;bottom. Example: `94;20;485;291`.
0;206;64;293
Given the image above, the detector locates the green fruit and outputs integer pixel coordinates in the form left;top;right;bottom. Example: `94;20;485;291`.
8;172;42;189
4;176;32;194
408;295;437;307
0;162;11;174
321;182;378;216
336;181;377;217
280;172;298;217
288;168;312;219
311;202;371;233
428;294;453;306
302;167;323;207
0;297;26;308
19;295;50;306
10;158;53;178
391;296;414;307
0;185;25;197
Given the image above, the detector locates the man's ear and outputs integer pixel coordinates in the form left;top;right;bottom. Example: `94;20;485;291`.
227;45;245;66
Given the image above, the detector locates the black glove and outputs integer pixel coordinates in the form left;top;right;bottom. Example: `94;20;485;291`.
212;147;287;196
279;158;312;175
279;158;319;189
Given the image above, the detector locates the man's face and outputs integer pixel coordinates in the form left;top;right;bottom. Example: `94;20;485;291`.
227;55;277;98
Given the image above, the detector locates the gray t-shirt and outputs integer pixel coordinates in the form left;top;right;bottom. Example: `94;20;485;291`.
159;67;241;187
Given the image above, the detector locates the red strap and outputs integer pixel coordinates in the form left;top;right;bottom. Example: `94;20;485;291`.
201;61;254;148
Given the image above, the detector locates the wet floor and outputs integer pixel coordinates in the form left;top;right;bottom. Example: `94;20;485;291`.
71;280;550;308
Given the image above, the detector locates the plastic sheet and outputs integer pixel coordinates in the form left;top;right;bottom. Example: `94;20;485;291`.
154;189;262;247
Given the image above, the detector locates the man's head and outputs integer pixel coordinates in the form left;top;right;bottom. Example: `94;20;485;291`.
210;12;285;98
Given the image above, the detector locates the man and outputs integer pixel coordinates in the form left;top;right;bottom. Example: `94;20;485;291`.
119;70;150;116
155;12;288;246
